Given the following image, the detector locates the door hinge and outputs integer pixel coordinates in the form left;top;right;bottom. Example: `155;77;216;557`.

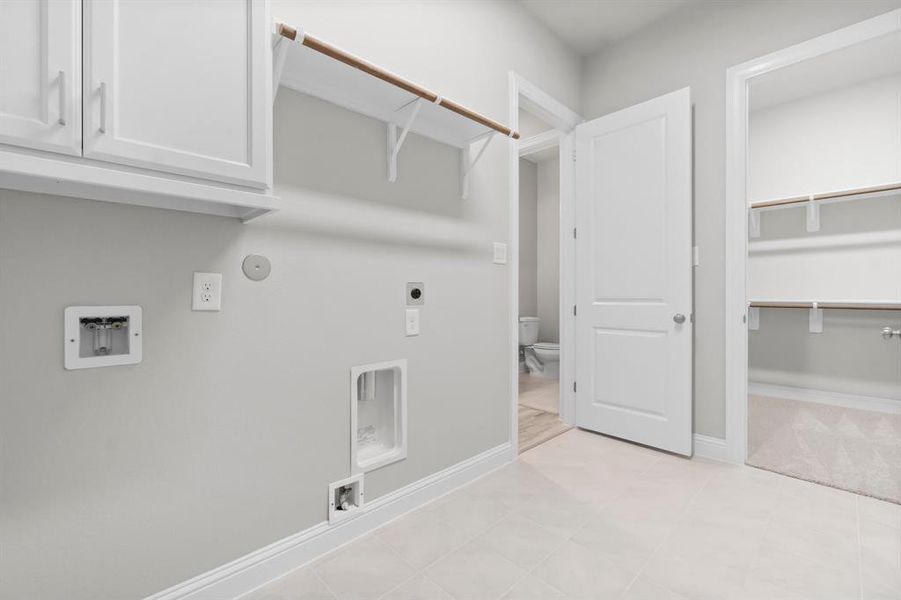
572;150;576;162
573;381;577;393
573;305;577;316
573;227;577;239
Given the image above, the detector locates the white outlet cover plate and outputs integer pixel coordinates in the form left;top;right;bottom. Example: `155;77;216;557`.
192;272;222;311
405;308;420;336
64;305;142;370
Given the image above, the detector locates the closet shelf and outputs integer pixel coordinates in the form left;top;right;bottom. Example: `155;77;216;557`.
272;21;519;197
749;182;901;210
749;299;901;311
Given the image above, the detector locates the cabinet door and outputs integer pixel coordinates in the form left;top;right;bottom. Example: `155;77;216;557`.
0;0;81;156
83;0;270;188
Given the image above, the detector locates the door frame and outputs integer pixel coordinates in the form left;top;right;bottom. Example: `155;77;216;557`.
507;73;583;451
723;8;901;463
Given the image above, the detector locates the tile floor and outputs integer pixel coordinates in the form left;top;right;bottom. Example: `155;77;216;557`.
242;429;901;600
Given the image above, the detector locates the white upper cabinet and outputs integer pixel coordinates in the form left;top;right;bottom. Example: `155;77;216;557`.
0;0;82;155
82;0;270;189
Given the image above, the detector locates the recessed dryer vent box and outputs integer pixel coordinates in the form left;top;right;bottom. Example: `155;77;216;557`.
64;306;142;370
351;359;407;473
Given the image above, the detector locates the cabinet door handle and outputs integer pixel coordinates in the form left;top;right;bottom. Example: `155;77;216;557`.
99;82;108;133
57;71;67;126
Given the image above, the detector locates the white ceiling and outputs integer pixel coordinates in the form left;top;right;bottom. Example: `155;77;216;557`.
519;0;700;55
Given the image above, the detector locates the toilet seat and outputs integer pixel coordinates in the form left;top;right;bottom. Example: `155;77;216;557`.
532;342;559;351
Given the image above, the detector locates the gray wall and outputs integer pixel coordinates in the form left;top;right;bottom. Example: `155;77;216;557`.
581;0;901;438
536;157;560;343
0;2;580;599
519;159;538;317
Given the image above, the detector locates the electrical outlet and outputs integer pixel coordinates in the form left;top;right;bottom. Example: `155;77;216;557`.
192;272;222;311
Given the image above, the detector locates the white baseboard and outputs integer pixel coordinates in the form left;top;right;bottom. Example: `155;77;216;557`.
145;443;515;600
693;434;731;463
749;382;901;415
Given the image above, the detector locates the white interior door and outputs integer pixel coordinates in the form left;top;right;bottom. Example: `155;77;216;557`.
574;88;693;455
0;0;81;156
82;0;270;188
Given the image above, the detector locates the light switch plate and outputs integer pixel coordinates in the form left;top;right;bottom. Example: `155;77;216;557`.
192;272;222;311
405;308;420;336
493;242;507;264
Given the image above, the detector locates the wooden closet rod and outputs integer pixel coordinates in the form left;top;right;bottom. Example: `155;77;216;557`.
750;300;901;311
750;182;901;209
277;23;521;140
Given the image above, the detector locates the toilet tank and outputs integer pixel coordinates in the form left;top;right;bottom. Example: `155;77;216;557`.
518;316;540;345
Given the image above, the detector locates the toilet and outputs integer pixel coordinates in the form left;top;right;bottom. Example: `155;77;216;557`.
518;316;560;379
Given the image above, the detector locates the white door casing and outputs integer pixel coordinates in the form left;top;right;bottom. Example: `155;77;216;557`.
574;87;693;455
0;0;82;155
82;0;270;188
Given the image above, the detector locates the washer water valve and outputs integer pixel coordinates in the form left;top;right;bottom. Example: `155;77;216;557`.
64;306;143;370
81;316;128;355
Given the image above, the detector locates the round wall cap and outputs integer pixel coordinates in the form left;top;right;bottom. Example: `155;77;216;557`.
242;254;271;281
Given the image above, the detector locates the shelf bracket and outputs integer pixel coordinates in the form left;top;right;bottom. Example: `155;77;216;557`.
748;208;760;238
806;195;820;233
272;36;289;99
460;132;494;199
748;306;760;331
387;98;425;183
809;302;823;333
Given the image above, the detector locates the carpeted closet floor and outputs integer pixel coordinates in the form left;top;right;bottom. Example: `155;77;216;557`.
748;393;901;504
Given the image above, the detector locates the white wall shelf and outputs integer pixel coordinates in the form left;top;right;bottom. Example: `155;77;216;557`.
273;21;519;197
748;299;901;333
749;298;901;310
748;182;901;236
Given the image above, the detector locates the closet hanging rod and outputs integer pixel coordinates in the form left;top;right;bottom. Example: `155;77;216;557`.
749;300;901;311
750;182;901;209
276;22;521;140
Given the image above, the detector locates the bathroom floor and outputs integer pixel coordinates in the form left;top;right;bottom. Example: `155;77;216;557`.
518;372;570;453
242;428;901;600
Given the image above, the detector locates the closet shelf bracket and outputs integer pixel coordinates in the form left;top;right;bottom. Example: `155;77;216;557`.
748;208;761;238
748;305;760;331
387;98;425;182
809;302;823;333
806;195;820;233
460;132;494;199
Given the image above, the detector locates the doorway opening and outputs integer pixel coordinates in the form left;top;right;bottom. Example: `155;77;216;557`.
725;9;901;502
518;112;569;452
508;74;582;454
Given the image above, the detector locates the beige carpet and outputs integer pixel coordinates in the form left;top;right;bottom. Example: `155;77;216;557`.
748;394;901;503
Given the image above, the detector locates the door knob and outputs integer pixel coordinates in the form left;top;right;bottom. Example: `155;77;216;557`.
673;313;686;324
882;327;900;340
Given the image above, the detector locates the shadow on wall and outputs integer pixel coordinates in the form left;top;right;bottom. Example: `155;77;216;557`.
264;89;489;253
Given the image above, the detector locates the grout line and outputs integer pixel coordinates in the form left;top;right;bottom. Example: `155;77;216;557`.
617;461;716;599
311;568;340;600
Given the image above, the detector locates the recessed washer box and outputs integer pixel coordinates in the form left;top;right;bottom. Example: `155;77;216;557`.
351;359;407;473
64;306;142;370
